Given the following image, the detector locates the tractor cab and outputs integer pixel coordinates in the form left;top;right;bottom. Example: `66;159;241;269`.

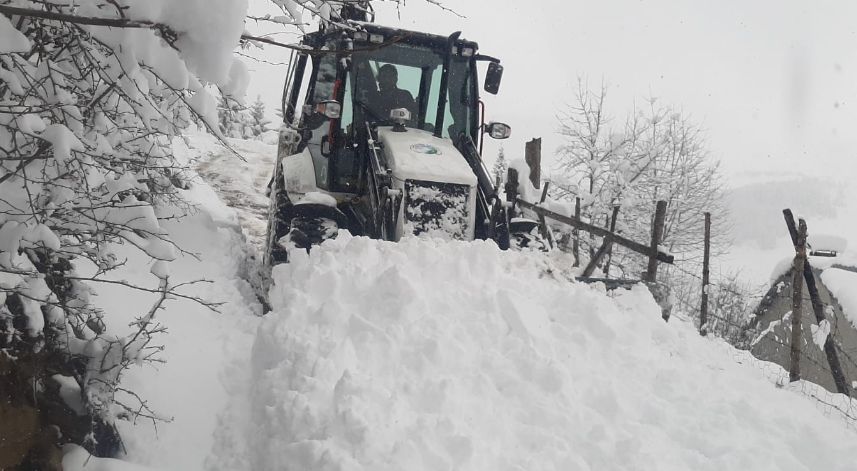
265;21;516;264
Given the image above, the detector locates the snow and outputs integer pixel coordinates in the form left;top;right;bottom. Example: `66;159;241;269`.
64;444;159;471
297;191;338;207
188;89;222;135
810;319;831;350
75;0;249;87
0;13;30;53
53;374;86;416
41;123;85;164
821;268;857;329
769;256;795;283
174;131;276;251
247;232;857;471
378;127;478;186
810;234;848;253
404;184;470;240
509;157;540;203
55;135;857;470
60;147;264;469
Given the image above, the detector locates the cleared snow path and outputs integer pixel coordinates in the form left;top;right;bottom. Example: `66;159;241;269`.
66;155;264;470
177;131;277;253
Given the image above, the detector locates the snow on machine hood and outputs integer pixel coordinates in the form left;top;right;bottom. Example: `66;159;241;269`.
377;127;478;187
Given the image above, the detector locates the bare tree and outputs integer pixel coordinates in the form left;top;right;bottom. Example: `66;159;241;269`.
554;82;729;285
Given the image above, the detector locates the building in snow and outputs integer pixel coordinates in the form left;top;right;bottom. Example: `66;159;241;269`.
747;254;857;396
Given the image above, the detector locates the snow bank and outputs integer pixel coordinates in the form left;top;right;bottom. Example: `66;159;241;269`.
821;268;857;329
251;234;857;471
72;169;263;470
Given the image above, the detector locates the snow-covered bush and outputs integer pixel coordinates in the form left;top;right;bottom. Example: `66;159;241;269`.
668;268;762;345
218;93;253;139
0;0;455;462
249;95;271;138
492;145;508;186
0;0;248;460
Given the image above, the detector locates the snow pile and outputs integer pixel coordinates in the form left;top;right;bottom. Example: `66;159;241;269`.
56;167;263;470
821;268;857;329
251;234;857;471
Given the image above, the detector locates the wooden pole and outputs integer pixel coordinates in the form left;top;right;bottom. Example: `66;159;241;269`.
524;138;542;189
646;201;668;282
788;218;808;383
516;199;674;263
700;212;711;336
573;197;581;267
782;210;850;394
602;206;620;277
582;206;620;277
505;168;519;207
537;183;554;247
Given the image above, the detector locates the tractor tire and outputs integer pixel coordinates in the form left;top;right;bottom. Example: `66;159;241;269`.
274;202;349;258
284;215;340;250
263;165;292;266
509;219;550;252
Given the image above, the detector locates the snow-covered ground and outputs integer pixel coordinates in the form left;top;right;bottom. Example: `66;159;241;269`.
175;130;278;253
67;136;857;470
63;161;265;470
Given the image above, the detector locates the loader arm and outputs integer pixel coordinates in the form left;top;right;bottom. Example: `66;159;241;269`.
457;135;507;242
364;122;402;240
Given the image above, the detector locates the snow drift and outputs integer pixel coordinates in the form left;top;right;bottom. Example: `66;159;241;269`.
250;234;857;471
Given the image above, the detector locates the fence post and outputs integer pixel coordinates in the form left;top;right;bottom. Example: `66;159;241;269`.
525;138;541;189
582;206;620;277
782;210;850;395
788;218;808;383
537;182;554;247
573;197;581;267
505;168;518;207
700;212;711;336
646;200;667;282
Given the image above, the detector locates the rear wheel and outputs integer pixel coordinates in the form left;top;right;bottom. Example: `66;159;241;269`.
285;215;340;250
263;163;292;266
509;219;550;252
270;202;349;260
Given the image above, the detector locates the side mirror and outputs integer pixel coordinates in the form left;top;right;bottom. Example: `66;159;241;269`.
484;62;503;95
315;100;342;119
485;122;511;139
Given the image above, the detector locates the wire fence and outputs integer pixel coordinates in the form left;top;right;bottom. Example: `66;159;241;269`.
538;199;857;428
669;272;857;430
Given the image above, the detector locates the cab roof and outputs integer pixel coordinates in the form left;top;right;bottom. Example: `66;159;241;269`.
303;21;480;53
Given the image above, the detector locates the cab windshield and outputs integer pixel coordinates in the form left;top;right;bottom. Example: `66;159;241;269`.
305;40;477;193
314;41;475;140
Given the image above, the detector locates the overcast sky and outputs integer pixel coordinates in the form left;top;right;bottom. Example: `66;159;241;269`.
244;0;857;183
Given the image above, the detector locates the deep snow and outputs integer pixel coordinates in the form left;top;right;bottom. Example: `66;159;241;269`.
65;135;857;470
242;233;857;471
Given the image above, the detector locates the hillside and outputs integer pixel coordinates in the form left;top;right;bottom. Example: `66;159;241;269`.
61;135;857;471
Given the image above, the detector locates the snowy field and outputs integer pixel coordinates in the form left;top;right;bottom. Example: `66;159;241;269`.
720;171;857;287
62;135;857;470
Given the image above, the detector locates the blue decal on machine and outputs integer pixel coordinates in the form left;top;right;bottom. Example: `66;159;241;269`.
410;143;442;155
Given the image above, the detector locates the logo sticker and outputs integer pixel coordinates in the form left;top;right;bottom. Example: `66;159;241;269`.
410;143;442;155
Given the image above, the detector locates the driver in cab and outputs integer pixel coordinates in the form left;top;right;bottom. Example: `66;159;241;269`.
372;64;417;124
